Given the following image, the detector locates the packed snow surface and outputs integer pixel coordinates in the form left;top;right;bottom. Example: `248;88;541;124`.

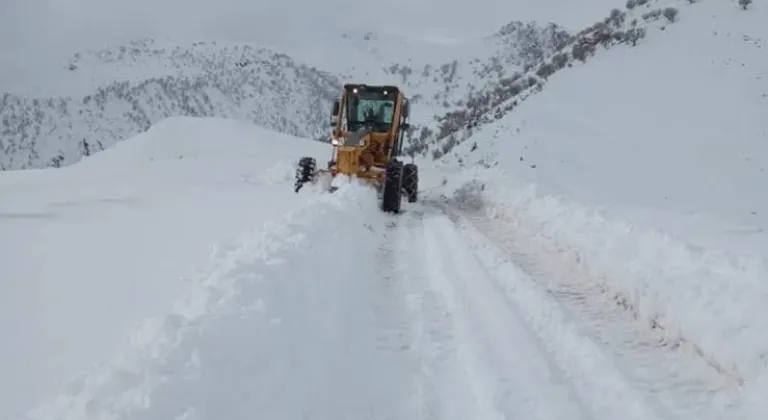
3;114;765;420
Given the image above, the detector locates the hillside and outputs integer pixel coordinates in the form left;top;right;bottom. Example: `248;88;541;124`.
438;0;767;251
0;44;340;170
0;18;572;171
421;0;768;417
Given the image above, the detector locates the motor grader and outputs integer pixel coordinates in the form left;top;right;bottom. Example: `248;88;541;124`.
293;83;418;213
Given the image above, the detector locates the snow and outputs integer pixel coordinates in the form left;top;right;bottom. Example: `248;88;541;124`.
438;171;768;395
0;16;570;170
0;43;340;170
24;182;402;420
0;117;332;419
1;116;717;420
426;0;768;416
3;118;692;419
3;0;768;419
446;0;768;256
440;211;669;420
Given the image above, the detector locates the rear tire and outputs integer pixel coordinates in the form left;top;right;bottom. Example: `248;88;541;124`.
294;156;316;192
381;160;403;213
402;163;418;203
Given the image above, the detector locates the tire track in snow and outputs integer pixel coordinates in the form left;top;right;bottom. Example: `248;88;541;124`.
397;206;593;420
391;208;456;420
27;184;423;420
431;202;688;420
426;203;687;420
372;214;428;420
456;207;746;420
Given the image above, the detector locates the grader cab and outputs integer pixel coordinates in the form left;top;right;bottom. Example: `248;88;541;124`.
293;83;418;213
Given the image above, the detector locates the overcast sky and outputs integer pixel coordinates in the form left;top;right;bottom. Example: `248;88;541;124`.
0;0;621;87
0;0;623;47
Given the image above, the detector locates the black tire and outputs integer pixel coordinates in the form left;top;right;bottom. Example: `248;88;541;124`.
294;156;316;192
402;163;418;203
381;160;403;213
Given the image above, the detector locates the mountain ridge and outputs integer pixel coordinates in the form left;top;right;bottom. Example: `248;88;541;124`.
0;18;570;170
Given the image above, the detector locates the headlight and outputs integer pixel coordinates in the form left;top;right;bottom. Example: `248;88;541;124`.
358;139;365;146
331;139;341;146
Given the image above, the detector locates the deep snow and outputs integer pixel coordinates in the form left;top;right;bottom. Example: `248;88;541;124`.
427;0;768;415
0;117;332;418
0;117;713;420
4;97;766;420
444;0;768;257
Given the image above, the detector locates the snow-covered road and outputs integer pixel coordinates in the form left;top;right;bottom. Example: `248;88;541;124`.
395;206;593;420
31;183;745;420
7;118;759;420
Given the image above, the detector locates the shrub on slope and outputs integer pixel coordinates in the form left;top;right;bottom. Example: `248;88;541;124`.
408;0;706;158
0;16;572;172
0;44;340;170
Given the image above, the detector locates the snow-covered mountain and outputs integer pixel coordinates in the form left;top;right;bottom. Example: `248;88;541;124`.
411;1;681;157
0;43;341;170
439;0;767;237
1;17;571;170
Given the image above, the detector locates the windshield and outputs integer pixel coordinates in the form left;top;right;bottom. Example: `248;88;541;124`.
349;98;395;124
345;88;397;130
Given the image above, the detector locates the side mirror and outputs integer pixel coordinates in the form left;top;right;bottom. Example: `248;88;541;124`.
402;100;409;118
331;100;340;117
401;122;410;130
330;100;340;126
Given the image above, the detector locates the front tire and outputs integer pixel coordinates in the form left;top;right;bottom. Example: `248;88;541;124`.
402;163;418;203
294;156;316;192
381;160;403;213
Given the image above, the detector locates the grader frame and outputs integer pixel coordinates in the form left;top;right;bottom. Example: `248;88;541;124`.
293;83;418;213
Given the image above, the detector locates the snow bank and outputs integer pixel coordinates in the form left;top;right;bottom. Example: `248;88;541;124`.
429;0;768;398
445;0;768;257
435;168;768;392
23;182;380;420
0;117;332;419
445;213;669;420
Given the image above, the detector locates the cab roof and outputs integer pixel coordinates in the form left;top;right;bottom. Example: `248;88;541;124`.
343;84;401;94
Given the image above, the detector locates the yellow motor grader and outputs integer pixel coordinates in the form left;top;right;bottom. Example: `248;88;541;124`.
293;83;418;213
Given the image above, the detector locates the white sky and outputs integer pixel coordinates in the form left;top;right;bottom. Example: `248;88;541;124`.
0;0;622;82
